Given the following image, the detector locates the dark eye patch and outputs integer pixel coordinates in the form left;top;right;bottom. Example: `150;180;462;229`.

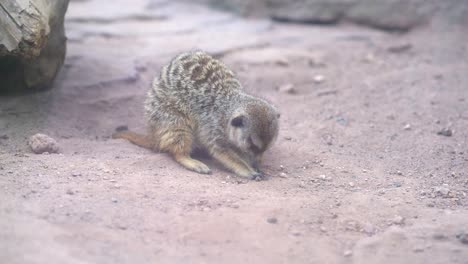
248;137;262;154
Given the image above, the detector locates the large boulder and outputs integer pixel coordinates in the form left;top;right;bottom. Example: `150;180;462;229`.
0;0;70;93
268;0;354;24
186;0;468;31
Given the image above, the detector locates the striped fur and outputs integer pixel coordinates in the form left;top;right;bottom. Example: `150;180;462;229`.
117;51;279;179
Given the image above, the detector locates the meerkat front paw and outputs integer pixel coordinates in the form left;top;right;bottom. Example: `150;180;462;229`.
250;171;265;181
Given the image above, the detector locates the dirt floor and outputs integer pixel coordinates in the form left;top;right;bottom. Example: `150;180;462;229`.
1;0;468;263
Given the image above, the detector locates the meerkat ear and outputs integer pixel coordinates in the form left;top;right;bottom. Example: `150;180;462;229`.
231;115;245;127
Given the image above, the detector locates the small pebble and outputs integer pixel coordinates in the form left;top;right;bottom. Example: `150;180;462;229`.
320;226;327;232
115;125;128;132
403;124;411;130
343;250;353;257
387;43;412;53
362;223;375;235
291;231;301;236
267;217;278;224
71;172;81;177
278;83;297;94
275;59;289;67
433;186;450;198
28;133;60;154
413;245;425;252
313;75;325;84
66;189;74;195
456;232;468;244
437;128;453;137
116;224;127;230
363;53;375;63
349;182;355;187
391;215;405;225
432;233;448;240
111;197;118;203
279;172;287;178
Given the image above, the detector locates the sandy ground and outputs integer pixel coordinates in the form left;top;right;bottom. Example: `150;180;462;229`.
1;0;468;263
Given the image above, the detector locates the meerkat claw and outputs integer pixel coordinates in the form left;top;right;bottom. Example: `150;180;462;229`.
251;172;264;181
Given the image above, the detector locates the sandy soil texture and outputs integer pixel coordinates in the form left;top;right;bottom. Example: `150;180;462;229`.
1;1;467;263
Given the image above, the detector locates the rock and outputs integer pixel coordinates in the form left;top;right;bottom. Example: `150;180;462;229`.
28;133;60;154
403;123;411;130
66;189;74;195
278;83;297;94
343;250;353;257
387;43;412;53
115;125;129;132
362;223;376;235
412;245;425;252
279;172;288;178
0;0;70;93
437;128;453;137
432;232;448;240
456;231;468;244
313;75;325;83
194;0;464;33
345;220;360;231
433;186;450;198
291;230;301;236
268;0;351;24
71;172;81;177
111;197;118;203
116;223;128;230
267;217;278;224
390;215;405;225
345;0;425;31
275;58;289;67
363;53;376;63
349;182;355;187
319;174;332;181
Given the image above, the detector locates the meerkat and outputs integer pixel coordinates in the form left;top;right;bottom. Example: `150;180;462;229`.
112;51;279;179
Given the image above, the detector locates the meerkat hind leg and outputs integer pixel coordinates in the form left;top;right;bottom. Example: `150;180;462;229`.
159;129;211;174
211;148;261;179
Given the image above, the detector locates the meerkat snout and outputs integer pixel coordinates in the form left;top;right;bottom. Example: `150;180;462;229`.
227;103;279;170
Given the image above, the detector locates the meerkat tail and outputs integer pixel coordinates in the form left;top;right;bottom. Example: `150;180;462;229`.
112;131;155;150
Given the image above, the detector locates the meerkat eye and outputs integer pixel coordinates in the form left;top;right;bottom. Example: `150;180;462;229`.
231;115;245;127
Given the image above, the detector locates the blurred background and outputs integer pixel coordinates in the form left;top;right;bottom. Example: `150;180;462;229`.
1;0;467;263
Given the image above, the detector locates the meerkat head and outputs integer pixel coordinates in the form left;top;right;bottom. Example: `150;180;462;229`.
227;101;280;169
